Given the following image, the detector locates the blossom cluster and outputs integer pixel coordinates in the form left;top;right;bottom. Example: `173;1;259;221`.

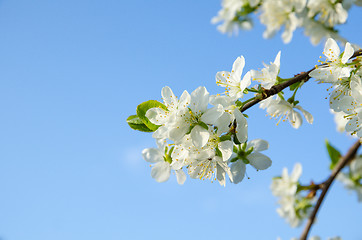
133;46;319;186
271;163;315;227
310;38;362;139
212;0;362;44
142;83;272;186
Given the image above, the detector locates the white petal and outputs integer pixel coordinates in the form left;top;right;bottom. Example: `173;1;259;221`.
168;124;188;142
152;125;169;139
142;148;163;163
288;110;303;129
232;56;245;80
190;86;209;113
151;162;171;182
215;112;233;135
341;42;354;64
248;152;272;170
324;38;340;62
295;105;314;124
175;169;186;185
234;109;248;143
247;139;269;152
230;161;246;184
178;90;191;109
218;140;233;161
161;86;176;107
216;164;226;186
291;163;302;182
239;71;252;91
274;51;281;69
191;125;210;148
146;107;167;125
201;104;224;124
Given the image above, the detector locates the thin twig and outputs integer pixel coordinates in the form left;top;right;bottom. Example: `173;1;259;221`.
299;140;361;240
240;49;362;113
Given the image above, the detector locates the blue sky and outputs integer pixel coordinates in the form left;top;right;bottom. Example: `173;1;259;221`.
0;1;361;239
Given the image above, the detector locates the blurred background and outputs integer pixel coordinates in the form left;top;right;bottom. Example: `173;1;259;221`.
0;1;361;239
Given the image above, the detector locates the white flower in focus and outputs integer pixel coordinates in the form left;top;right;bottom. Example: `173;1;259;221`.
271;163;302;197
210;94;248;143
185;128;234;186
168;86;224;148
260;96;313;129
251;51;281;89
146;86;191;139
330;109;349;133
344;75;362;138
216;56;252;99
230;139;272;184
142;139;186;184
309;38;354;84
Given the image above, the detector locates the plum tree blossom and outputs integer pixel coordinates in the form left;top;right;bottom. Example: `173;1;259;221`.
251;51;281;89
212;0;361;44
260;96;313;129
230;139;272;183
215;56;251;99
142;139;186;184
127;27;362;239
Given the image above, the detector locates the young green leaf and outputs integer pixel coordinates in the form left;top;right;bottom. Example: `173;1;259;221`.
136;100;167;131
126;115;153;132
325;139;342;170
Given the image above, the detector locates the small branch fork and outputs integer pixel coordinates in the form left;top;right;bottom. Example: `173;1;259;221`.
299;139;361;240
240;49;362;113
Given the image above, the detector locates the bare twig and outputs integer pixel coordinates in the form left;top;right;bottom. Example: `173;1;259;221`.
240;49;362;113
299;140;361;240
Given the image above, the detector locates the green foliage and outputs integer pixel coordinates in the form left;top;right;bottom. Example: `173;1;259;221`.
325;139;342;170
126;115;153;132
127;100;167;132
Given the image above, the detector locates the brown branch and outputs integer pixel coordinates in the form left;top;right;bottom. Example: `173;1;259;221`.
299;139;361;240
240;49;362;113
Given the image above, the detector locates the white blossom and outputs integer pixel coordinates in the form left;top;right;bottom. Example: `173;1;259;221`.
216;55;252;99
309;38;354;84
251;51;281;89
142;139;186;184
260;96;313;129
230;139;272;184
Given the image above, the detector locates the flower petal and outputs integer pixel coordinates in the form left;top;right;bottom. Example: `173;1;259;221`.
291;163;302;182
191;125;210;148
175;169;186;185
142;148;163;163
247;139;269;152
230;161;246;184
151;161;171;182
248;152;272;170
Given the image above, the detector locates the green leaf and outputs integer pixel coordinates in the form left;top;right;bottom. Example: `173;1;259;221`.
219;135;231;142
289;82;300;91
136;100;167;131
325;139;342;170
126;115;153;132
198;121;209;130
